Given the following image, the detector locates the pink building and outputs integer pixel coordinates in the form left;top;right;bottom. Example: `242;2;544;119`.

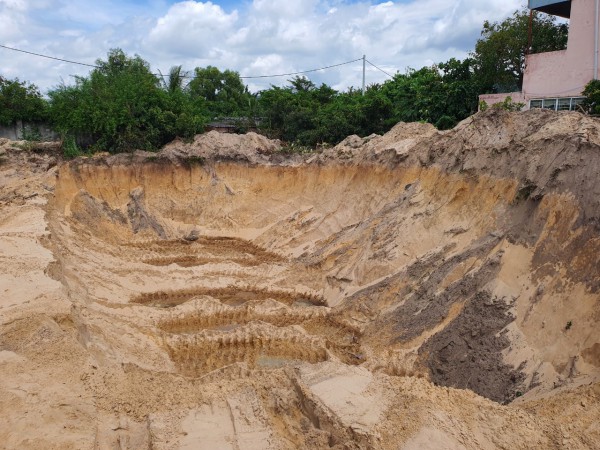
480;0;598;111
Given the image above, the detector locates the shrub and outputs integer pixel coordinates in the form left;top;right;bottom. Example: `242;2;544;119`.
435;115;457;130
62;136;82;159
48;49;204;153
0;76;48;125
491;96;525;112
582;79;600;114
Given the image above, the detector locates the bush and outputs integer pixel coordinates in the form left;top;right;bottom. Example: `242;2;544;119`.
62;136;82;159
491;96;525;112
582;79;600;114
48;49;204;153
435;115;457;130
0;77;48;126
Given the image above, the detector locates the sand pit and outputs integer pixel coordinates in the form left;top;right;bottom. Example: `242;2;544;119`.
0;109;599;449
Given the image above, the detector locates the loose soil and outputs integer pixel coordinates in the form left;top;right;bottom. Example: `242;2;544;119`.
0;110;599;449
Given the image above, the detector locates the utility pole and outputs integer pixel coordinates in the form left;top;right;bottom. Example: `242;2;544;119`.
527;10;533;55
362;55;366;95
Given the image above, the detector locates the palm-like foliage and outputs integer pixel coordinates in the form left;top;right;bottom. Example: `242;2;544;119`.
159;65;188;94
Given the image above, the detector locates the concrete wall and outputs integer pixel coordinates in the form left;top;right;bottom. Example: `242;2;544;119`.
523;0;599;99
0;121;59;141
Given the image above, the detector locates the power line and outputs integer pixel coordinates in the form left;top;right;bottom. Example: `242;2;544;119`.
366;59;395;79
238;58;363;79
1;43;362;81
0;44;100;68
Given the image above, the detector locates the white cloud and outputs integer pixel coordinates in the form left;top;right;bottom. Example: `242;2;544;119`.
252;0;320;18
146;1;238;57
0;0;527;93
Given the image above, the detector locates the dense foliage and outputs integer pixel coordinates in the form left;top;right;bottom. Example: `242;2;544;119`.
473;9;568;93
48;49;205;153
0;76;47;126
188;66;251;119
582;79;600;114
0;8;572;152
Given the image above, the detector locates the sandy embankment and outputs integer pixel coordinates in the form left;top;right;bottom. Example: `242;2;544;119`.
0;109;599;449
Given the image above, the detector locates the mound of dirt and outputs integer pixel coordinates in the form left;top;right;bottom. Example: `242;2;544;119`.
1;109;599;449
160;130;282;163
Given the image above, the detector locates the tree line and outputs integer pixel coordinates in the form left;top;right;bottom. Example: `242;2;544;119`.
0;9;568;154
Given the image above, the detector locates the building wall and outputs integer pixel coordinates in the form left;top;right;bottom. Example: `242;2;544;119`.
523;0;599;99
479;92;527;109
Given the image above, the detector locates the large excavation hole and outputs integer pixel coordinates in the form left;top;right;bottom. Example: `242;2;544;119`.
51;155;600;403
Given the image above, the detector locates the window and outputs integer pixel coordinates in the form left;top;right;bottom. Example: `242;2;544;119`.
542;98;558;110
557;98;571;111
530;99;543;109
530;97;585;111
571;97;585;111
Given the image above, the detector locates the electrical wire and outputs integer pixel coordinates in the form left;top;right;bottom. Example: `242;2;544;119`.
0;44;100;68
365;59;395;79
523;84;587;97
238;58;363;79
0;43;362;81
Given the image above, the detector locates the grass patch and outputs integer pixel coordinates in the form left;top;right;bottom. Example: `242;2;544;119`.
279;142;315;155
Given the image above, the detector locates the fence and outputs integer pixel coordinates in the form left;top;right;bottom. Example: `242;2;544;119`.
0;121;59;141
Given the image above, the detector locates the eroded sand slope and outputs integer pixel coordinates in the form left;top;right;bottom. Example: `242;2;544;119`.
1;109;599;449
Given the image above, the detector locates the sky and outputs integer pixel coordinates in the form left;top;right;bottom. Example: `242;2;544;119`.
0;0;527;93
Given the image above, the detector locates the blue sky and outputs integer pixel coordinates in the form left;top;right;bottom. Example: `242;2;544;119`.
1;0;526;93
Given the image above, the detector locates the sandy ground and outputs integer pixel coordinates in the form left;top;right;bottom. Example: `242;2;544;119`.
0;109;599;449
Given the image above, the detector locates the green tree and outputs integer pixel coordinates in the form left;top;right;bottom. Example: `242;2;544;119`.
314;88;362;144
160;65;187;94
436;58;481;128
49;49;203;153
473;8;568;93
0;76;48;125
380;66;446;125
188;66;250;118
159;65;208;140
582;79;600;114
257;77;342;145
257;85;295;138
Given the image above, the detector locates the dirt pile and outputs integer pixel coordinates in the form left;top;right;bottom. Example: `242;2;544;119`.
0;109;599;449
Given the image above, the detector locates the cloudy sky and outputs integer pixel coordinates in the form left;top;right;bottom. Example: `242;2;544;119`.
1;0;526;93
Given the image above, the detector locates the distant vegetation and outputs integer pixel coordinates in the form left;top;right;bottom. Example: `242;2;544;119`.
0;8;569;154
0;76;48;126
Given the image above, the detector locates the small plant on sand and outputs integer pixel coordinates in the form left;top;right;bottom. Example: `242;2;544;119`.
62;136;82;159
565;321;572;330
491;96;525;112
279;142;314;155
